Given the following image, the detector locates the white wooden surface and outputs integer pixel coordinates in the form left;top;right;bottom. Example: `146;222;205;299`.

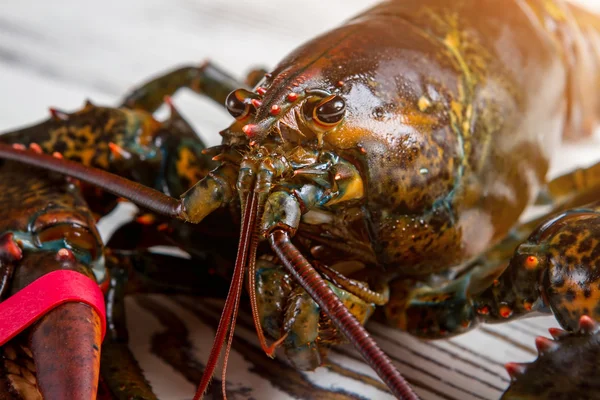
1;1;600;399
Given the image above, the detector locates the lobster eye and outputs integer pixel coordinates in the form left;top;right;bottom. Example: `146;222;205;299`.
303;95;346;128
314;95;346;126
225;89;254;120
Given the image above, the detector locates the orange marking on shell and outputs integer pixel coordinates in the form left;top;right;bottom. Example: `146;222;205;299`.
477;306;490;315
525;255;539;270
29;143;43;154
12;143;26;151
109;142;123;156
461;320;470;328
493;279;500;287
49;107;68;121
136;214;155;225
99;276;110;294
0;233;22;262
535;336;557;353
164;96;179;115
499;305;513;318
286;93;298;102
523;301;533;311
579;315;597;333
270;105;281;116
548;327;567;339
52;152;63;159
56;248;75;262
66;176;80;186
505;362;527;380
242;124;259;138
336;80;344;87
157;223;169;232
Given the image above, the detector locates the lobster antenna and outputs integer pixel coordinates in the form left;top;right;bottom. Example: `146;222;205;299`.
193;190;261;400
269;230;420;400
0;144;183;219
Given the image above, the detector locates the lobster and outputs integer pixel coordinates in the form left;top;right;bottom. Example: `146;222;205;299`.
2;0;600;398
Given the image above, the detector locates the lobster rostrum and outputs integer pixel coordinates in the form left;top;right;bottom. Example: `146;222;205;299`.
3;0;600;398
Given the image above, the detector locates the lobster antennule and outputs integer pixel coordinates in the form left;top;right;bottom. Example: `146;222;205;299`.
245;191;286;358
193;190;261;400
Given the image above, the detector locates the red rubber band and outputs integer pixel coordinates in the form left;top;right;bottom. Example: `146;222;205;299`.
0;270;106;345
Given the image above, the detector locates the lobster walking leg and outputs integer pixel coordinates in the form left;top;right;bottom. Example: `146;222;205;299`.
101;266;158;400
99;244;232;400
537;159;600;208
121;61;245;112
387;197;600;339
0;99;216;199
244;67;269;88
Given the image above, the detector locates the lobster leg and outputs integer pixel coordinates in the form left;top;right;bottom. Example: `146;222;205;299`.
0;97;216;200
244;67;269;88
536;159;600;208
100;265;158;400
99;248;231;400
121;61;246;112
383;220;553;338
386;196;600;339
382;159;600;338
106;250;231;298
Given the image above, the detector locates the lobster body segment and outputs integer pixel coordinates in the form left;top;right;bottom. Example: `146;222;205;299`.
227;0;600;277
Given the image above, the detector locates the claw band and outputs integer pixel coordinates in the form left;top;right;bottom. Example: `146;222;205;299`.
0;270;106;345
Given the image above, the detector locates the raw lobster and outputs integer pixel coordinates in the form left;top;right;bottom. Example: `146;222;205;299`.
2;0;600;399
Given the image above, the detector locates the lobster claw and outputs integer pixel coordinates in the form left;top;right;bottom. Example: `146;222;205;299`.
2;251;102;400
502;315;600;399
28;302;102;399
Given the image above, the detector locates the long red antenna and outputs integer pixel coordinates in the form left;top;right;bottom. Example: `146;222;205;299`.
193;191;260;399
269;230;419;400
0;144;182;219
